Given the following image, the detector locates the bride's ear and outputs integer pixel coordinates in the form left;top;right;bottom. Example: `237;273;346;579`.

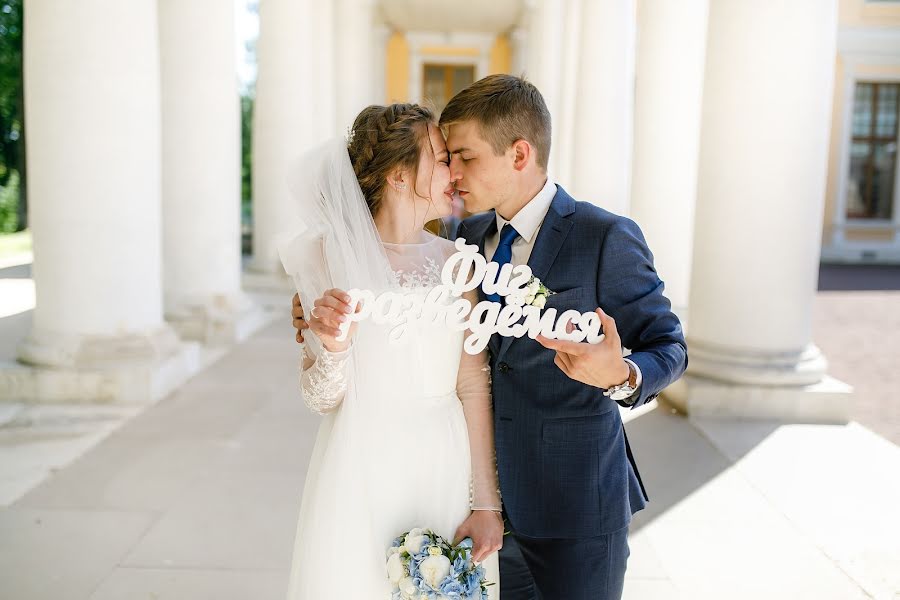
386;169;408;192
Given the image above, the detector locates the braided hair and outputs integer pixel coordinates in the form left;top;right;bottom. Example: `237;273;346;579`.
347;103;436;216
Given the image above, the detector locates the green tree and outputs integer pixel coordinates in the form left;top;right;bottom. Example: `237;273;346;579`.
0;0;24;233
241;91;254;255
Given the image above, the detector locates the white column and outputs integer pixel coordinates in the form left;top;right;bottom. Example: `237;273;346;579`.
334;0;377;130
251;0;320;274
158;0;261;344
372;22;391;105
10;0;195;403
523;0;567;178
312;1;336;137
567;0;636;214
510;27;527;77
629;0;709;317
677;0;851;422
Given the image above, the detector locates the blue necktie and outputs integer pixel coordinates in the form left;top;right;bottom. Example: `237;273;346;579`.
487;224;520;303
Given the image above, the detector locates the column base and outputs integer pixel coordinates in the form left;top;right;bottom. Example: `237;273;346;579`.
664;373;854;424
687;339;828;386
241;264;294;294
165;292;270;345
245;252;286;278
1;326;201;404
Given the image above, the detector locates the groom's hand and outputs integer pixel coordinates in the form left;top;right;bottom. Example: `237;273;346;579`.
536;307;630;390
453;510;504;563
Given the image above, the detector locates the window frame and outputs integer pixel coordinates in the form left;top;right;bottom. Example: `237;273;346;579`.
405;31;493;107
421;64;476;114
823;32;900;262
846;81;900;221
834;69;900;239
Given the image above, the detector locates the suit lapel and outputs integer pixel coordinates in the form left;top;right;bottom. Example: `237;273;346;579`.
496;187;575;362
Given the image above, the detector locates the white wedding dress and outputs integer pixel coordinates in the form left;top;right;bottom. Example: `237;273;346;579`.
278;140;501;600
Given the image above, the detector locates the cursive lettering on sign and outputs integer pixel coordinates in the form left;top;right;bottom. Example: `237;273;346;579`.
334;238;605;354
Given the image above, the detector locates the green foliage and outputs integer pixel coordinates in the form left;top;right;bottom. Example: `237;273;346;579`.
0;169;18;232
241;91;254;255
0;0;24;230
241;93;253;213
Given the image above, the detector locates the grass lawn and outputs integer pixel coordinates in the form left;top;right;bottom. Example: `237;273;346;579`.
0;229;32;260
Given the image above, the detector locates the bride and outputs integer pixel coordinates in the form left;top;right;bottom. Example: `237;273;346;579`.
278;103;503;599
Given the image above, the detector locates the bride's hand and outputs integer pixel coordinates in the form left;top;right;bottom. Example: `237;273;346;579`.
308;288;359;353
453;510;504;563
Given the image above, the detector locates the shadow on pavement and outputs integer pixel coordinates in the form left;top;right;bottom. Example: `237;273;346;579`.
818;264;900;291
624;404;779;534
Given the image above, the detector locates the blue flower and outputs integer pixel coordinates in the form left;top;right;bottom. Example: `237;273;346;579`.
456;537;474;550
452;554;469;571
440;577;465;598
464;569;482;591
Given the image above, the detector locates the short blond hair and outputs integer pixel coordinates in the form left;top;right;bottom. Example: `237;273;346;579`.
439;74;551;170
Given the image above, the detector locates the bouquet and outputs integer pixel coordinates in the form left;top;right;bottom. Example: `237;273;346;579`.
386;528;493;600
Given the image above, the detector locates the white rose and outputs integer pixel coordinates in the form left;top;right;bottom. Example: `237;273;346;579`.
533;294;547;309
525;293;536;305
386;552;406;583
398;576;418;597
528;279;541;295
403;529;428;556
419;554;452;589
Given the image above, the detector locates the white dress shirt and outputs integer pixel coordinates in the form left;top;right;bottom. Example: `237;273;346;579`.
484;177;557;266
484;177;642;399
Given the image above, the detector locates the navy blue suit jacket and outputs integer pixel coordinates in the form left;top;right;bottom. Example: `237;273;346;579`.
456;185;687;539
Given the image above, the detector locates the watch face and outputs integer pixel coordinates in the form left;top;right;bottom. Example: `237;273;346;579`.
611;387;634;401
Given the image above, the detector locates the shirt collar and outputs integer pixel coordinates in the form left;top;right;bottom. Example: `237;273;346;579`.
494;177;557;244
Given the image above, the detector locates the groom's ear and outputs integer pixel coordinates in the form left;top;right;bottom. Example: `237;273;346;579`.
511;139;532;172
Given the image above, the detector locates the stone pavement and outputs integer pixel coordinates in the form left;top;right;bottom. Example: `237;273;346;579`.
813;264;900;445
1;314;898;599
1;259;899;599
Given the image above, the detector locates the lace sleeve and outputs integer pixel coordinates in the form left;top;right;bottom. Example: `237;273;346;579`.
299;344;352;415
456;290;502;512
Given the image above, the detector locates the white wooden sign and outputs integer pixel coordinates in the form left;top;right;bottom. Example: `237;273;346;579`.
336;239;604;354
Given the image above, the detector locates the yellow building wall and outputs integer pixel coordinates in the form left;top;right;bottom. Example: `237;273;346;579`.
383;33;512;103
489;34;512;74
419;46;480;57
839;0;900;27
386;32;410;103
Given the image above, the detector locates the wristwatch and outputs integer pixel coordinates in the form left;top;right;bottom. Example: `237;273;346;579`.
603;360;639;401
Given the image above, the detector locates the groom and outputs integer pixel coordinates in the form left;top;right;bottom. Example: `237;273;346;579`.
292;75;687;599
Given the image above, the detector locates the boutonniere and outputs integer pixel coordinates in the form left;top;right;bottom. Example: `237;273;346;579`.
518;276;556;309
